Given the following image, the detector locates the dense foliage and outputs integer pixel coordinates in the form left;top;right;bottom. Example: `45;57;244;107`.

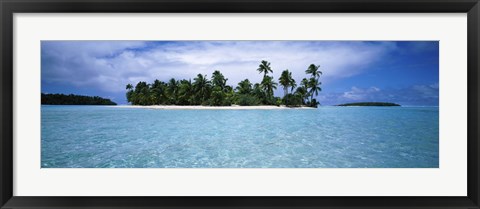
41;93;117;105
126;61;322;107
337;102;400;106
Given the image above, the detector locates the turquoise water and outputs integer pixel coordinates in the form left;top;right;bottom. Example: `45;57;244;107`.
41;106;439;168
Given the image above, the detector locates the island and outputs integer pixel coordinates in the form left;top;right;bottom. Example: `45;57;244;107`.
125;61;323;108
336;102;400;107
41;93;117;105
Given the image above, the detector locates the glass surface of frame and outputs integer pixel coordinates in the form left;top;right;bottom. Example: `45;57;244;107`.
1;0;479;209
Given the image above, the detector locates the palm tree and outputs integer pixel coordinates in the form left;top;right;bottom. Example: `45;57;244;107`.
211;70;227;90
219;84;234;105
257;60;273;76
151;79;166;104
305;64;322;79
125;84;134;103
261;76;277;104
236;79;253;95
308;77;322;102
290;79;297;93
279;69;295;105
294;86;308;105
178;79;194;105
253;83;264;100
210;86;224;106
301;78;309;88
300;78;310;102
193;74;211;104
167;78;179;104
134;81;150;105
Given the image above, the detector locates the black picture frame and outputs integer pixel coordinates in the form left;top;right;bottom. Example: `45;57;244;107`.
1;0;479;208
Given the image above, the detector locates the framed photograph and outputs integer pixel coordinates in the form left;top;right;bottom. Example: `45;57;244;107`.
1;0;479;208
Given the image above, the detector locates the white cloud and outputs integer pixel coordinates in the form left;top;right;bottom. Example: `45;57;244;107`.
42;41;396;93
342;86;381;100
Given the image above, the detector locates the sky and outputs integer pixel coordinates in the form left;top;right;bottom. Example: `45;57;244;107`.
41;41;439;106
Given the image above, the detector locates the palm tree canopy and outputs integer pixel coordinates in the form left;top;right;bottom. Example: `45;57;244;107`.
279;69;297;95
295;86;307;95
193;74;211;92
279;70;292;89
290;78;297;92
193;74;212;103
253;83;263;94
167;78;178;89
301;78;309;88
179;79;193;90
151;79;164;89
211;70;227;89
308;77;322;97
261;76;278;94
306;64;322;78
178;79;193;94
236;79;253;94
257;60;273;76
134;81;148;90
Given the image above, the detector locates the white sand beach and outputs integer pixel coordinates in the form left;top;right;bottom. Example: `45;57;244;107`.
114;105;315;110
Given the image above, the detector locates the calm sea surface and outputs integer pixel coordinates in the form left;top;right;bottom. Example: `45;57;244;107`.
41;105;439;168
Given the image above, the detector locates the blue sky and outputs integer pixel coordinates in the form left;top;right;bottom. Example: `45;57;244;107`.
41;41;439;106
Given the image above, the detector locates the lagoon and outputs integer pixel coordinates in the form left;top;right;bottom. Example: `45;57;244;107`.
41;105;439;168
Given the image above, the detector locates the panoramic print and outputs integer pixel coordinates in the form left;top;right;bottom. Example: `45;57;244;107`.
41;41;439;168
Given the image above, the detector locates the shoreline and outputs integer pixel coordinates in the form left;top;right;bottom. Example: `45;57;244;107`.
114;105;316;110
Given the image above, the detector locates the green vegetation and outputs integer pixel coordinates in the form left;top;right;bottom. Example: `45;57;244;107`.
41;93;117;105
337;102;400;107
126;60;323;107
